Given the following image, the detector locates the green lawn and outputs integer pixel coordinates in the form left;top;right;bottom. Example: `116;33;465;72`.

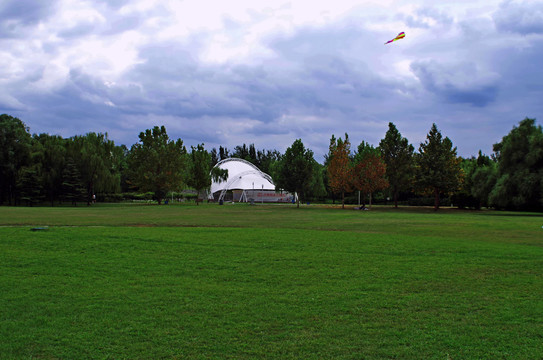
1;204;542;359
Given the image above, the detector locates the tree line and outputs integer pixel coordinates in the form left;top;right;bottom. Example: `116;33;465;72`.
1;113;542;210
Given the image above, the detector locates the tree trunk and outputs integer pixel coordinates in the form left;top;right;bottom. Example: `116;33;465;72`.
341;191;345;209
394;189;398;208
369;192;372;209
296;192;300;208
434;188;440;210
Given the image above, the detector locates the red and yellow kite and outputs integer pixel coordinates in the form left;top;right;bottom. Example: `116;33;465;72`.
385;32;405;44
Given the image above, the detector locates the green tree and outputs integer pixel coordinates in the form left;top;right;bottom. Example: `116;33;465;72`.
67;133;121;204
489;118;543;210
0;114;33;205
18;165;44;206
454;151;497;209
187;144;228;205
416;123;463;210
353;141;388;208
275;139;317;208
327;134;353;209
471;153;498;209
17;137;48;206
305;161;327;202
34;133;66;206
127;126;187;204
62;157;86;206
379;122;415;208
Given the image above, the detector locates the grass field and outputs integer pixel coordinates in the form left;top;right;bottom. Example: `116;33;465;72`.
1;203;542;359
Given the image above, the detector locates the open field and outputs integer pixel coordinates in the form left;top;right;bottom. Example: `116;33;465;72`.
1;204;542;359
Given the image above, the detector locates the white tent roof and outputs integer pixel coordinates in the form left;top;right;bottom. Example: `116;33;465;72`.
210;158;275;195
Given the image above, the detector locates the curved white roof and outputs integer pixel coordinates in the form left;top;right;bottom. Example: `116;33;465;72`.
210;158;275;194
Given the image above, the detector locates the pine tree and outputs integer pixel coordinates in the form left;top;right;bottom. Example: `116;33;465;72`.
416;124;462;210
62;157;86;206
379;122;414;208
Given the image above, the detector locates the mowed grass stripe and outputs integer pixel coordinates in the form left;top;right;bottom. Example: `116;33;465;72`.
1;224;542;359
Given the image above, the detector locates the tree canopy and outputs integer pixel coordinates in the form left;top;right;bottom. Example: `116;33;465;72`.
127;126;187;205
353;141;388;208
187;144;228;205
416;124;462;210
379;122;414;208
490;118;543;210
327;134;353;209
275;139;317;208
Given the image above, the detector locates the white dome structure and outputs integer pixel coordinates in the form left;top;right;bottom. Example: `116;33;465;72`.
210;158;291;203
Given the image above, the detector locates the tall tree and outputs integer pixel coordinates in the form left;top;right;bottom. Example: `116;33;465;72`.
186;144;228;205
18;165;44;206
219;146;230;161
127;126;187;204
416;123;462;210
62;157;86;206
34;133;66;206
379;122;414;207
470;152;497;209
353;141;388;208
327;134;353;209
275;139;317;208
67;133;121;204
210;148;219;167
0;114;33;205
489;118;543;210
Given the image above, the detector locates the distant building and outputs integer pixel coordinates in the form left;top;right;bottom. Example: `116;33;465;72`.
209;158;292;203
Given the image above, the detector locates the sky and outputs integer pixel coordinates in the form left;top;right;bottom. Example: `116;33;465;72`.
1;0;542;162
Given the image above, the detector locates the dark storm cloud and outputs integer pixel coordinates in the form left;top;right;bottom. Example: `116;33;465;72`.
493;0;543;35
410;60;500;107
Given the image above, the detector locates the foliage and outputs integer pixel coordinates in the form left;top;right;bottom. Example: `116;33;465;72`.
275;139;318;208
379;122;415;208
0;114;32;205
353;141;388;208
327;134;353;209
454;152;497;209
416;124;463;210
231;143;281;175
490;118;543;210
66;133;121;204
186;144;228;205
34;134;66;206
62;157;86;206
127;126;187;204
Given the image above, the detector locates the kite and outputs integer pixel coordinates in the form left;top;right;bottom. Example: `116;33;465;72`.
385;32;405;44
